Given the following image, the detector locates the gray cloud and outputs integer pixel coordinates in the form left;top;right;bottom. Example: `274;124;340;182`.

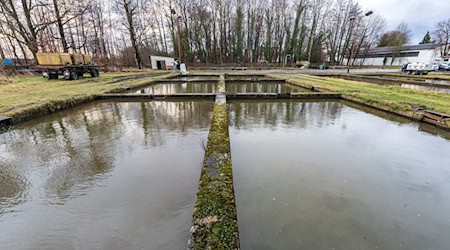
358;0;449;44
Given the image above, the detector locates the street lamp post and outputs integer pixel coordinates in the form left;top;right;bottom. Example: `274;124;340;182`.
346;16;356;74
347;11;373;74
171;9;182;63
176;16;182;63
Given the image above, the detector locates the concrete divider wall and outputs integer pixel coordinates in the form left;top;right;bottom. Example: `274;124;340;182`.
188;76;240;249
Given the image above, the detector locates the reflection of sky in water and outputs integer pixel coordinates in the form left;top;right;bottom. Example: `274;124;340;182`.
230;100;450;250
401;84;450;94
226;82;311;93
136;82;218;94
423;79;450;86
0;101;213;249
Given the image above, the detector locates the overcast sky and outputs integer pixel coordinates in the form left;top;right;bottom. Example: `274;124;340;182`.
358;0;449;44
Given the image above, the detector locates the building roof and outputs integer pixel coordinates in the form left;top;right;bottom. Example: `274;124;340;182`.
365;43;440;55
150;55;175;60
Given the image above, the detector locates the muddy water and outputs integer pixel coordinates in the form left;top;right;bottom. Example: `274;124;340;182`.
226;82;311;93
229;100;450;250
136;82;218;94
0;101;213;249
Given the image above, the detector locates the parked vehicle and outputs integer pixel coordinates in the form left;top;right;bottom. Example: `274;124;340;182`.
432;63;440;71
36;53;99;80
401;62;433;75
295;61;310;68
438;62;450;71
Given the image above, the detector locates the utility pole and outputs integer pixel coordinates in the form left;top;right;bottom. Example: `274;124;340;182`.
177;16;182;63
347;11;373;73
171;9;182;63
346;16;356;74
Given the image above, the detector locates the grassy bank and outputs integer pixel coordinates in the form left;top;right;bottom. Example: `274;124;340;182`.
0;71;172;119
272;74;450;115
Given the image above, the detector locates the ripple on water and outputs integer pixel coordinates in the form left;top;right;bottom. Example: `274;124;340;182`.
0;169;28;216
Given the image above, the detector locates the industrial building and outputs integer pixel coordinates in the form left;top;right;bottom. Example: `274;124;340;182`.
348;43;443;66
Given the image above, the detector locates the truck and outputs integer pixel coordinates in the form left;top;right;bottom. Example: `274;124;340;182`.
36;53;99;80
401;62;434;75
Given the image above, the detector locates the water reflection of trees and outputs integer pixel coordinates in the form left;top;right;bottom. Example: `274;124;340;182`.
343;101;450;140
226;83;285;93
230;100;450;141
0;101;213;209
139;83;217;94
419;123;450;141
225;83;307;93
229;100;343;130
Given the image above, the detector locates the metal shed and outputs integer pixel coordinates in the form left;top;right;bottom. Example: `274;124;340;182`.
150;56;175;70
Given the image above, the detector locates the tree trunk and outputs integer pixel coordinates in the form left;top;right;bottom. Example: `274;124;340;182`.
53;0;69;52
122;0;142;68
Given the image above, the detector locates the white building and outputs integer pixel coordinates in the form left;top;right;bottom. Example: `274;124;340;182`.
348;44;442;66
150;56;175;70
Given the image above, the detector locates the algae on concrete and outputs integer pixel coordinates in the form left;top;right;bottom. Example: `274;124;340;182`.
188;77;239;249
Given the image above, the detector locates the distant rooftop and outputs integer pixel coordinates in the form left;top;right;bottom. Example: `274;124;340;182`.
368;43;440;54
352;43;441;58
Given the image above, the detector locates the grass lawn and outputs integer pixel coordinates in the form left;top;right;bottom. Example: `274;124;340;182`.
272;74;450;115
0;71;171;117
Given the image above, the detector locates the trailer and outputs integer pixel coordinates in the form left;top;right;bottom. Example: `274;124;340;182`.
401;62;434;75
36;53;100;80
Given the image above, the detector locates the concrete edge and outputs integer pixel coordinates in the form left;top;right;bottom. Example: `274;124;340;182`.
188;77;240;249
105;73;176;93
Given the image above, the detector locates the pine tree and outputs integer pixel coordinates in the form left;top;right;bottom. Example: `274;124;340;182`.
419;31;433;44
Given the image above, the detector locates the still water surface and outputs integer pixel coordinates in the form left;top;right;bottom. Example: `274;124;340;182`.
226;82;311;93
229;100;450;250
400;84;450;94
0;101;213;249
136;82;218;94
423;79;450;86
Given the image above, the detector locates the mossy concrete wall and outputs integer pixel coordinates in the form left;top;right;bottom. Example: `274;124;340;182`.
188;76;240;249
7;96;98;124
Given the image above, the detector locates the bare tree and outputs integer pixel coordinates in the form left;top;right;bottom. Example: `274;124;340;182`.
0;0;55;61
433;18;450;56
0;0;390;67
116;0;142;68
